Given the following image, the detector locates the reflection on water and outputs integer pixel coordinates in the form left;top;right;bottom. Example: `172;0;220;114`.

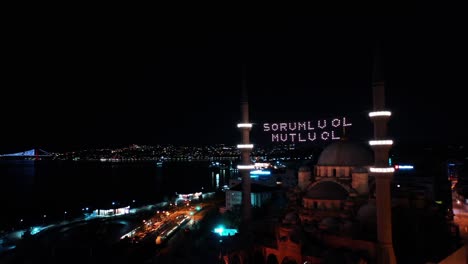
0;160;234;229
0;160;36;185
211;169;230;190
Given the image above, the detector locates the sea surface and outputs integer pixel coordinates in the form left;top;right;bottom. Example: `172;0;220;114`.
0;160;233;230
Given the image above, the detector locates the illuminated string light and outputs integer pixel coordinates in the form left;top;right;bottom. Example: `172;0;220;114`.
369;111;392;117
237;144;254;149
370;167;395;173
321;132;330;140
262;117;351;143
369;140;393;146
237;165;255;170
237;123;253;128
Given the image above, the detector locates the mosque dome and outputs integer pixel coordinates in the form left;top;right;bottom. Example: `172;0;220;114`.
319;217;340;232
283;212;300;225
343;219;353;230
317;140;374;166
289;225;303;244
305;181;349;200
356;200;377;223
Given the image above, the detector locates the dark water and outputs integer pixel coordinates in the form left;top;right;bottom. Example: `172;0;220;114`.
0;160;233;230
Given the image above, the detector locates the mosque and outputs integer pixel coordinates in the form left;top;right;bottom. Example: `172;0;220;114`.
295;139;376;231
261;139;380;263
219;46;462;264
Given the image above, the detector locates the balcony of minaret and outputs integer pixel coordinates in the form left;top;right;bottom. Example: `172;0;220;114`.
370;167;395;174
237;123;253;129
368;111;391;118
237;144;254;149
237;164;255;170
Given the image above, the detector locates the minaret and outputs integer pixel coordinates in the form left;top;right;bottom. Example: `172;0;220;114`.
237;64;253;225
368;45;397;264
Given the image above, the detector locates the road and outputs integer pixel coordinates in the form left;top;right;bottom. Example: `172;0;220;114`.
453;193;468;241
120;200;221;263
0;199;221;264
151;203;221;264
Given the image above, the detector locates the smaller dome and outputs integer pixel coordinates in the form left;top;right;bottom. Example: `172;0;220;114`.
299;165;311;172
305;181;349;200
289;225;302;244
356;200;377;223
319;217;340;231
320;217;340;226
283;212;300;225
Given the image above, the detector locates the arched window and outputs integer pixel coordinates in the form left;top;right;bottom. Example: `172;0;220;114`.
253;251;264;264
267;254;279;264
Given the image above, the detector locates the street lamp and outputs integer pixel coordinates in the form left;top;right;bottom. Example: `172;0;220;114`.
42;214;47;225
64;211;67;221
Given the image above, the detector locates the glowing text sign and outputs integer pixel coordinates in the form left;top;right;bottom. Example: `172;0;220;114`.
262;117;351;143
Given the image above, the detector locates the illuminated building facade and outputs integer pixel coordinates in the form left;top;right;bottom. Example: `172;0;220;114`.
225;183;275;212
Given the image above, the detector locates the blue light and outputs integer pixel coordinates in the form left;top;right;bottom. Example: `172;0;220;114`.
30;227;43;235
213;225;238;236
395;165;414;170
214;226;224;236
250;170;271;175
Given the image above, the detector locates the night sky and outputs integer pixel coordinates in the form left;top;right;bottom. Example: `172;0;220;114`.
1;12;466;152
